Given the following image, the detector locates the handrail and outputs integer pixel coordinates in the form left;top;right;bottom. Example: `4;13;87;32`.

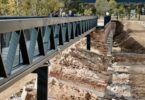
0;16;97;33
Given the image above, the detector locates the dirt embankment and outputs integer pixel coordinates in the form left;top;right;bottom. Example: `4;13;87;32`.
105;20;145;99
106;48;145;99
112;54;145;65
48;30;110;100
113;21;145;53
91;30;108;55
111;53;145;100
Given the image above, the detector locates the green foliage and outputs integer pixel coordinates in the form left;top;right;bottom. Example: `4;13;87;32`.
136;5;141;20
136;5;141;14
95;0;109;16
0;0;64;16
0;0;9;15
84;8;92;16
0;0;4;15
130;4;136;9
22;0;31;16
109;0;117;14
117;5;125;18
61;0;83;13
47;0;64;14
7;0;17;15
0;0;93;16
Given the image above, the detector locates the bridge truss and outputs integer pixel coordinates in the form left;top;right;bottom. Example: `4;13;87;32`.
0;16;97;99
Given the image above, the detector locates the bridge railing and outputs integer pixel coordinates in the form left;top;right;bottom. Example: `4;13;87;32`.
0;16;97;93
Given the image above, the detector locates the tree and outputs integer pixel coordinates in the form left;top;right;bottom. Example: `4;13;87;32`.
7;0;17;15
84;8;92;16
36;0;49;16
127;4;131;20
0;0;64;16
69;0;82;13
108;0;117;15
30;0;37;16
0;0;9;15
0;0;4;15
47;0;64;15
61;0;83;14
61;0;70;11
95;0;109;16
136;5;141;20
117;5;125;18
21;0;31;16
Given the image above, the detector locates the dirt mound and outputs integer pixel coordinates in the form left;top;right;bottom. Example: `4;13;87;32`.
91;30;108;55
112;54;145;65
49;30;110;99
113;21;145;53
49;48;109;93
113;21;128;44
49;77;98;100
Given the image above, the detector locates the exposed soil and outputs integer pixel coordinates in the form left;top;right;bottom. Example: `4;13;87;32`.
49;77;98;100
103;20;145;100
114;21;145;53
48;30;110;100
109;57;145;100
0;74;37;100
3;20;145;100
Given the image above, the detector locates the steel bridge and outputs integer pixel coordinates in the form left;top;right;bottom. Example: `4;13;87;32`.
0;16;97;100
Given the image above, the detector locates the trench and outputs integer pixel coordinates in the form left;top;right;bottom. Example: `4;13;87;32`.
48;30;110;100
105;20;145;100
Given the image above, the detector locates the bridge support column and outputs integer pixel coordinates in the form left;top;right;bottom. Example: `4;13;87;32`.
35;64;49;100
86;34;91;50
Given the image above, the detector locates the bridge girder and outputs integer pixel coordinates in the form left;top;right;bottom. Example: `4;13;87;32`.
0;16;97;100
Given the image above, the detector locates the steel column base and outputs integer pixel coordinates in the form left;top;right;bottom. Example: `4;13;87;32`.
86;34;91;50
35;66;48;100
